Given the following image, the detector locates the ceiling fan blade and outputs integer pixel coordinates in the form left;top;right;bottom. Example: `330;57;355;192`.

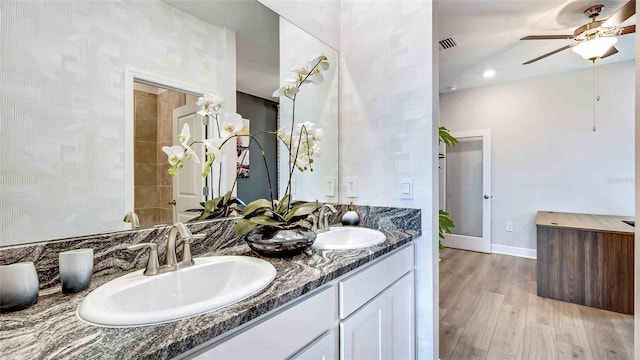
521;35;575;40
523;45;572;65
600;46;619;59
602;0;636;28
619;24;636;35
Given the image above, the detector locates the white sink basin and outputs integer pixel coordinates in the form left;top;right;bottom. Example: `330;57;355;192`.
77;256;276;327
313;227;386;250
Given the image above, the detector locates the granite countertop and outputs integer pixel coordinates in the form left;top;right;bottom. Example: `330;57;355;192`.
536;211;635;235
0;228;417;360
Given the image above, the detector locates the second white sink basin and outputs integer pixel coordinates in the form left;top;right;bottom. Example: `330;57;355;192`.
77;256;276;327
313;227;386;250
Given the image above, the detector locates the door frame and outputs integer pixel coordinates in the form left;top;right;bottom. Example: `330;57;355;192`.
442;128;492;253
124;68;215;227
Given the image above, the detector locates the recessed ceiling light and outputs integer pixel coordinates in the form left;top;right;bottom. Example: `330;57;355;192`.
447;86;457;91
483;69;496;79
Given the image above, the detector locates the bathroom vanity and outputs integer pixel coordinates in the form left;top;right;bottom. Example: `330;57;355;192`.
0;205;420;359
185;244;415;359
536;211;635;314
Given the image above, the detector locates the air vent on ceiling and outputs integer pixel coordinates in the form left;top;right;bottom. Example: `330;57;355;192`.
439;37;459;51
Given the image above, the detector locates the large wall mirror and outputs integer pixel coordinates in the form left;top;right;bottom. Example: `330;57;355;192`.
0;0;339;246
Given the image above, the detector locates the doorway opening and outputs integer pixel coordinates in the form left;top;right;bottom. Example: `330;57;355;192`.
132;81;201;227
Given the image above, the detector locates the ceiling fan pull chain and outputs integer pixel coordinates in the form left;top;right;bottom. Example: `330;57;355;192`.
592;63;598;132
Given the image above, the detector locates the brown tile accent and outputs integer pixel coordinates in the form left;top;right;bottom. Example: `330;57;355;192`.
156;208;173;225
135;119;158;142
157;186;173;210
135;94;158;120
135;163;156;186
157;164;172;186
134;207;157;227
135;140;157;164
135;185;157;209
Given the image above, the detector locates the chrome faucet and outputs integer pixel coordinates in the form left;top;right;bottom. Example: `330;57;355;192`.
123;211;140;229
127;222;206;276
317;204;338;233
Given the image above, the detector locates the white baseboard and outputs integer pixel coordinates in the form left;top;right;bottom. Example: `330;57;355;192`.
491;244;536;259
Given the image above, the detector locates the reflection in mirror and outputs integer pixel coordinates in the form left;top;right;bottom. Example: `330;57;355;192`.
0;0;339;246
132;82;201;228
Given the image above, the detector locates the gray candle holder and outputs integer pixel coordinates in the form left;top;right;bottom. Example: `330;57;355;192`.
0;262;39;312
59;249;94;294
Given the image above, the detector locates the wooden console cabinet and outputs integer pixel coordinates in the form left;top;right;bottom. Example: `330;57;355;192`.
536;211;634;314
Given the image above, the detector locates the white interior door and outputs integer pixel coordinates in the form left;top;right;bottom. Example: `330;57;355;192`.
173;104;204;223
443;129;492;253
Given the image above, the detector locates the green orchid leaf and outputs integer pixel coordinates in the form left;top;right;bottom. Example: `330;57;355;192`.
242;198;273;217
198;210;211;220
234;218;258;237
284;202;318;222
276;194;290;213
204;196;223;212
249;215;285;227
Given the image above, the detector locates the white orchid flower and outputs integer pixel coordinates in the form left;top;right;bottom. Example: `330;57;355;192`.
162;145;185;166
197;94;224;116
272;80;300;98
178;123;191;145
303;69;324;85
176;124;200;163
222;113;244;135
307;54;329;71
202;137;225;161
289;65;309;76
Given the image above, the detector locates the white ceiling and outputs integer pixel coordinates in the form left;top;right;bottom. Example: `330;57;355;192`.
163;0;280;101
437;0;636;93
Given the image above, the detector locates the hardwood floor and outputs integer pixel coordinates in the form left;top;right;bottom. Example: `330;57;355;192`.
439;248;634;360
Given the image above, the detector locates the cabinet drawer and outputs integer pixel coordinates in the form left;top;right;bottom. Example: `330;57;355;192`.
289;329;338;360
193;285;338;359
339;244;414;318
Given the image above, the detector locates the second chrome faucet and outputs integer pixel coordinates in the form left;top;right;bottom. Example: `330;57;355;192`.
127;222;206;276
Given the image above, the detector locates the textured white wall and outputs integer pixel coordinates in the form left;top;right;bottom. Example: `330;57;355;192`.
0;0;223;245
635;0;639;353
278;18;339;203
441;61;635;252
257;0;340;50
339;1;438;358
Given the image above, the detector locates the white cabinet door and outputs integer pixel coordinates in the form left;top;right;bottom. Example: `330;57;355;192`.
387;273;415;360
290;330;338;360
340;294;386;360
340;271;415;360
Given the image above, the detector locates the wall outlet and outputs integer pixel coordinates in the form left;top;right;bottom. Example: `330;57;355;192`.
506;222;514;232
346;177;358;198
325;176;336;197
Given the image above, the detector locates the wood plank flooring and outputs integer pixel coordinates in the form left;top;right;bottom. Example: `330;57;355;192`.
439;248;634;360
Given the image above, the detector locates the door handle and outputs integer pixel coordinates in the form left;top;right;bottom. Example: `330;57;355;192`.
484;195;491;199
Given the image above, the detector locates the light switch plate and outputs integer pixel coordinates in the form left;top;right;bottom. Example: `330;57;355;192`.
325;176;336;197
291;177;297;194
400;178;413;199
346;177;358;198
506;222;514;232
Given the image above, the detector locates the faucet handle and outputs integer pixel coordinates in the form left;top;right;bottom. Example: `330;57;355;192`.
179;235;204;266
127;243;160;276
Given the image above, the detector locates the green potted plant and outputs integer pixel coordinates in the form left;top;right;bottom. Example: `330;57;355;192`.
438;126;458;250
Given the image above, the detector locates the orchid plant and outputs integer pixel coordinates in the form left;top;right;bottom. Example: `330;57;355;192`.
235;54;330;238
162;95;248;219
164;54;329;237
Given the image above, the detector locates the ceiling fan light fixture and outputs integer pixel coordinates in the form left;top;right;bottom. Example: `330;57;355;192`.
571;36;618;60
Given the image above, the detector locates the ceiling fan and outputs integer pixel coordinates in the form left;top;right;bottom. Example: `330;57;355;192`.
521;0;636;64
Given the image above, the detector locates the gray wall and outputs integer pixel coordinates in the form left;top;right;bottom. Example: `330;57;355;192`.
236;92;279;203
